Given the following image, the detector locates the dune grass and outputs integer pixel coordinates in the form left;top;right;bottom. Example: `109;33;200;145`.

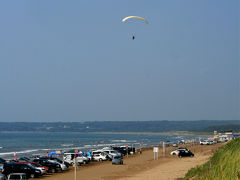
183;138;240;180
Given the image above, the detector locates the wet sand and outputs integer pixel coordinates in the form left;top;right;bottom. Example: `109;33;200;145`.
39;143;223;180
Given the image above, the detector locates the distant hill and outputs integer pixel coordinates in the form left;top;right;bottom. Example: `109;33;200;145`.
197;124;240;133
184;138;240;180
0;120;240;133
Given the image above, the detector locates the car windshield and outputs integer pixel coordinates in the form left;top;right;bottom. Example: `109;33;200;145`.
114;156;121;159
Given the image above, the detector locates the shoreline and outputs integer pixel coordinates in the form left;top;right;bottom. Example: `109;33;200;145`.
38;143;223;180
0;131;211;136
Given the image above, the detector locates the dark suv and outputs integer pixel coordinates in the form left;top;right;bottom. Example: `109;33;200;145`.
39;157;70;168
3;163;41;178
33;159;61;173
178;150;194;158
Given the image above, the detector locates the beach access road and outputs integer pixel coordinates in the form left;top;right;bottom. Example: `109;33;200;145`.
38;143;223;180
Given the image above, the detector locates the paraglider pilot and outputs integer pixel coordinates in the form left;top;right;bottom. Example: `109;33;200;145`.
132;35;135;40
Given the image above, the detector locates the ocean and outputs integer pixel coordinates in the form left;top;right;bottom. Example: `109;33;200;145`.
0;132;205;159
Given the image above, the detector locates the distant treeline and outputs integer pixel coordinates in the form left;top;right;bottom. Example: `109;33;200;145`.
0;120;240;133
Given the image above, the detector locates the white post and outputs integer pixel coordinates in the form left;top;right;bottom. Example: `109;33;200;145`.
153;147;158;160
74;158;77;180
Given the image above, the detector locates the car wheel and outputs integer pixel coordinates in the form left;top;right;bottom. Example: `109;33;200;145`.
191;155;194;157
30;174;35;178
99;158;103;162
179;155;182;158
83;161;87;165
51;168;56;173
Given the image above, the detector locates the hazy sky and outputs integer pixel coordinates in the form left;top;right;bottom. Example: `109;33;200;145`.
0;0;239;122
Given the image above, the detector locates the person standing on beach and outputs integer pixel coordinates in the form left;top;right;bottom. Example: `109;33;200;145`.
14;152;18;160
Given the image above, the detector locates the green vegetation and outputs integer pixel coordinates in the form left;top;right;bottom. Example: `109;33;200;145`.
184;138;240;180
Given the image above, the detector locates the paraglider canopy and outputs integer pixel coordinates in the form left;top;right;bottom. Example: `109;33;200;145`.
122;16;149;24
122;16;148;40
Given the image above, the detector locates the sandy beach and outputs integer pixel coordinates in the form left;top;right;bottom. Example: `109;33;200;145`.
38;143;223;180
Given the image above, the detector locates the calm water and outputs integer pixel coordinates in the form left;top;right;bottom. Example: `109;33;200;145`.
0;132;205;159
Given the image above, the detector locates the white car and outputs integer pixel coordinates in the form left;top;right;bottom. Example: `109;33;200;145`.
170;150;179;155
78;154;90;164
200;140;211;145
92;150;113;160
63;153;84;165
92;153;107;162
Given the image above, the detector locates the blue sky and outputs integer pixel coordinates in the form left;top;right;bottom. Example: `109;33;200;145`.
0;0;239;122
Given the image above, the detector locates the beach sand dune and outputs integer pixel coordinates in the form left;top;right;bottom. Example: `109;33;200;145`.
39;143;223;180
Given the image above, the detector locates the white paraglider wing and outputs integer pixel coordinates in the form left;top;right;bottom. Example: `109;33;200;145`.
122;16;149;24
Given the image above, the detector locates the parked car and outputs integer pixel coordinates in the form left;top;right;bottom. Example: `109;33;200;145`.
91;150;113;161
103;150;122;157
3;163;41;179
63;153;89;165
16;162;47;175
39;157;70;168
112;147;127;156
178;150;194;158
92;153;107;162
170;147;189;155
47;160;67;171
112;155;123;165
33;159;61;173
37;157;68;171
113;146;136;155
77;154;90;164
7;173;28;180
200;140;211;145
